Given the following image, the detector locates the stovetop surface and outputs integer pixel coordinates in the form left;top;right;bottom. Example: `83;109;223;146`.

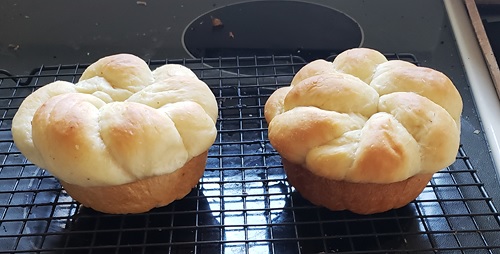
1;0;500;253
1;54;500;253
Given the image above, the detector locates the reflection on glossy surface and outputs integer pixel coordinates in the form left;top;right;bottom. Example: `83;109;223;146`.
184;1;363;61
62;190;222;253
201;168;289;253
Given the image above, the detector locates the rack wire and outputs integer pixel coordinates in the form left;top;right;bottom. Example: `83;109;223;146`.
1;54;500;253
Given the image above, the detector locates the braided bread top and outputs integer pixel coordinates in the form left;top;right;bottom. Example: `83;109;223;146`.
265;48;462;184
12;54;218;187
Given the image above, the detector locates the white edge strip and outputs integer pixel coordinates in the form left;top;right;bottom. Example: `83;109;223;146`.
444;0;500;176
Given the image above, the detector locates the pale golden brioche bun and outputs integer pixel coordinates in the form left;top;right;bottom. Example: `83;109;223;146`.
12;54;218;213
265;47;462;214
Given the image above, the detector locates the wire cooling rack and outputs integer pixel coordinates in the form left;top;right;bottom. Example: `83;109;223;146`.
1;54;500;253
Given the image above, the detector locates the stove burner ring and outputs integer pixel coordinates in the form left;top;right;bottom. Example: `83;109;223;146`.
183;1;364;62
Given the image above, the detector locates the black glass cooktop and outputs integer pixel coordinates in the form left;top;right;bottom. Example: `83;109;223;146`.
0;54;499;253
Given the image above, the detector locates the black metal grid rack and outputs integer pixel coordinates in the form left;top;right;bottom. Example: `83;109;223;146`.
1;55;500;253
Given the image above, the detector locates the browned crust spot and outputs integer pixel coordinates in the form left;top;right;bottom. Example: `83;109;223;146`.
61;152;208;214
282;158;433;214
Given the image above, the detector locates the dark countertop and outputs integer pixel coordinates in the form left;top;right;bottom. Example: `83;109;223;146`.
0;0;468;74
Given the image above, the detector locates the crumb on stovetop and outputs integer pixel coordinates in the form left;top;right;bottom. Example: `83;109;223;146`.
211;16;224;29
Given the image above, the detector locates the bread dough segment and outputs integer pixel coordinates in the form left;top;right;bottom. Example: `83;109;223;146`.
349;112;421;183
371;60;416;81
75;76;133;102
153;64;198;80
11;81;77;168
126;76;218;123
369;66;463;125
268;106;365;165
31;93;134;186
290;59;336;86
332;48;388;84
79;54;154;93
305;130;360;180
98;102;189;180
284;73;379;117
306;111;425;184
379;92;460;173
264;86;291;123
158;101;217;158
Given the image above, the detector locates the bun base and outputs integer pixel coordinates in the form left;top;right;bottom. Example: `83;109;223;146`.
61;152;208;214
282;159;433;214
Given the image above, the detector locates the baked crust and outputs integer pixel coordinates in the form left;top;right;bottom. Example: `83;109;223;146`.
60;152;208;214
283;159;433;214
